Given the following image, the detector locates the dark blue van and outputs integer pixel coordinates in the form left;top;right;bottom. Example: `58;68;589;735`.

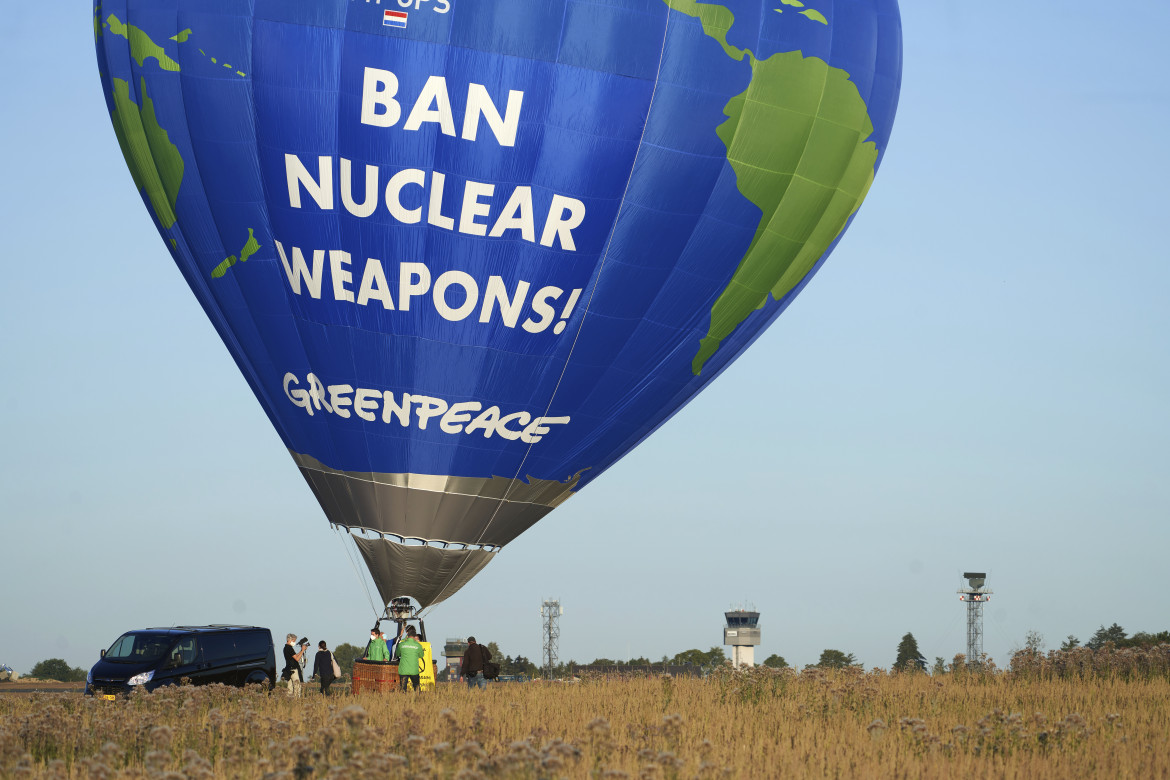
85;625;276;697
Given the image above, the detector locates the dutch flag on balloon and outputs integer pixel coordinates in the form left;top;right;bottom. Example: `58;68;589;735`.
383;9;408;28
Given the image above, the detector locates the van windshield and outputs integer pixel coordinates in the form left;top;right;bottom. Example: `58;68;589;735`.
104;633;174;664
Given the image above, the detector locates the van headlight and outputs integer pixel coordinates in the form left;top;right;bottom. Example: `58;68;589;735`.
86;668;93;685
127;670;155;686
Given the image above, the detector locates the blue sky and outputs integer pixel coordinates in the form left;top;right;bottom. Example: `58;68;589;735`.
2;1;1167;677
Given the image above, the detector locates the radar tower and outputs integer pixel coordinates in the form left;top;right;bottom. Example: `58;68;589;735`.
957;572;992;665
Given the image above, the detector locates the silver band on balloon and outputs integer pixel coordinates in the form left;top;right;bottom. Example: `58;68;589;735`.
290;450;582;548
352;536;497;609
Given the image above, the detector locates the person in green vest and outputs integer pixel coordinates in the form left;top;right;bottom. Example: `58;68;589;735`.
364;625;390;663
397;625;425;691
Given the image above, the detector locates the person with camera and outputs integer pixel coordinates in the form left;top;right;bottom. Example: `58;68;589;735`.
282;634;309;697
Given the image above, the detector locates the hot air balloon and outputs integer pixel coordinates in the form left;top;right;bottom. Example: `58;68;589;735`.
93;0;901;613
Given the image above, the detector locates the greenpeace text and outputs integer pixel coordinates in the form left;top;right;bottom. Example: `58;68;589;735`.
284;372;570;443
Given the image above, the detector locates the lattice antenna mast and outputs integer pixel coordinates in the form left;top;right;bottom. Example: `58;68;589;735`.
541;599;562;678
957;572;992;665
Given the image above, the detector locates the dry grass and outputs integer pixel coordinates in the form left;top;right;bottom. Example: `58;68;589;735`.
2;665;1168;779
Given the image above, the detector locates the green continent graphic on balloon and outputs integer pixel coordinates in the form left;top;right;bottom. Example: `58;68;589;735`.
100;13;185;231
108;76;185;231
212;228;262;279
663;1;879;375
105;13;180;71
98;12;244;240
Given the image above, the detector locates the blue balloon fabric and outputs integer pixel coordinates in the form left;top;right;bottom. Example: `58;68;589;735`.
94;0;901;606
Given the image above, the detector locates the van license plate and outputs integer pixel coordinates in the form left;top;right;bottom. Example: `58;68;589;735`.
102;694;116;701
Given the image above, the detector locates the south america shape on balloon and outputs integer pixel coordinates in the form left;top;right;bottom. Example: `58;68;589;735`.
94;0;901;607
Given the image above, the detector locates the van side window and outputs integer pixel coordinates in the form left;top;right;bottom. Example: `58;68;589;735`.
170;638;198;667
239;632;272;657
200;635;238;664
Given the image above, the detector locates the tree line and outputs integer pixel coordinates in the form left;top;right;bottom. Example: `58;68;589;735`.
21;623;1167;682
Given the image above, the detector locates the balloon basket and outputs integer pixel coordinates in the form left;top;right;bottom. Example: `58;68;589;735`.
351;661;399;694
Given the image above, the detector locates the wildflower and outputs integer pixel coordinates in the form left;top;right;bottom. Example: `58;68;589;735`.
545;739;581;759
81;759;113;780
145;750;172;773
99;741;124;764
338;704;368;728
455;740;487;761
586;717;611;735
288;735;312;755
182;748;215;780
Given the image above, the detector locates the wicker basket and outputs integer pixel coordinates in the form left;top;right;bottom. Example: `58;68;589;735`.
351;661;399;694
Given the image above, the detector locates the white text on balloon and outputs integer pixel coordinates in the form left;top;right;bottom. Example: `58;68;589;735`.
274;241;583;335
285;155;586;251
283;372;570;443
360;67;523;147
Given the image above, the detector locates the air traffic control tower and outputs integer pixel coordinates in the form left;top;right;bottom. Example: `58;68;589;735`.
724;608;761;668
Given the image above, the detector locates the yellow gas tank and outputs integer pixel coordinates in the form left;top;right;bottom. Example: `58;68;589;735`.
418;641;436;691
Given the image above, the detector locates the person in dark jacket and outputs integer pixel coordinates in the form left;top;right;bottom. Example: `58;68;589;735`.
311;640;337;696
462;636;491;690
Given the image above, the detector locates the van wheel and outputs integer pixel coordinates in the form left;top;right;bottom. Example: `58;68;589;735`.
244;671;271;690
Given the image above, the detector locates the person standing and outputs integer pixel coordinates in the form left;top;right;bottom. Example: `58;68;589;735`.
282;634;307;697
462;636;491;690
396;626;425;692
364;625;390;662
312;640;337;696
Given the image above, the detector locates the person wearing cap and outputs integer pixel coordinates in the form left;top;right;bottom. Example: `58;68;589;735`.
462;636;491;690
364;625;390;663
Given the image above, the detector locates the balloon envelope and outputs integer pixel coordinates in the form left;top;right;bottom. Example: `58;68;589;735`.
94;0;901;607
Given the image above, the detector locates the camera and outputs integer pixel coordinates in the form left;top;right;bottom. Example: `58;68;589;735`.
299;637;309;646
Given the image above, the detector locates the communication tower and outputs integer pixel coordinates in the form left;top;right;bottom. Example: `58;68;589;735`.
541;599;562;677
957;572;992;664
724;606;760;668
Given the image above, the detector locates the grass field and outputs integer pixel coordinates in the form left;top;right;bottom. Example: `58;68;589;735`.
2;665;1168;778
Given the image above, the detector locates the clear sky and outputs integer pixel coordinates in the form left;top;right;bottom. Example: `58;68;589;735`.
2;2;1167;678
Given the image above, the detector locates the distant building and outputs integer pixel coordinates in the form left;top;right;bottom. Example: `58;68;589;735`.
443;638;468;679
724;608;761;668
